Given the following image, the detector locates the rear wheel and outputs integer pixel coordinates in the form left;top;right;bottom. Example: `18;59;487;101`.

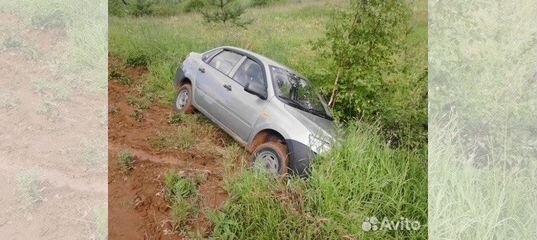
175;83;194;113
252;142;289;176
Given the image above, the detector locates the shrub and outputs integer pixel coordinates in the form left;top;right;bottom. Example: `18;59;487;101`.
250;0;283;7
183;0;205;13
109;0;128;16
130;0;153;17
314;0;427;148
117;150;134;173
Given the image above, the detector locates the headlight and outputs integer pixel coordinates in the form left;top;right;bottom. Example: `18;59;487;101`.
308;134;331;153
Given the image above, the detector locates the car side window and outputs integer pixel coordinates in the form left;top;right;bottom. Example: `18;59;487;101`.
208;50;243;75
232;58;264;87
202;49;221;62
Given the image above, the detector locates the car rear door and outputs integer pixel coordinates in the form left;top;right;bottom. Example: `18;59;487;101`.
221;57;268;141
194;50;244;126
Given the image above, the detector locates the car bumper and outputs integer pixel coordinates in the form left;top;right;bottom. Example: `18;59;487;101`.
286;139;316;177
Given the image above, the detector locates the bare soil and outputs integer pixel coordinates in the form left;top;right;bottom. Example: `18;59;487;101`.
0;13;106;239
108;57;233;239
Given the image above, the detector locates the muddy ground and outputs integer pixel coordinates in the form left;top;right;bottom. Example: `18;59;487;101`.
108;58;244;239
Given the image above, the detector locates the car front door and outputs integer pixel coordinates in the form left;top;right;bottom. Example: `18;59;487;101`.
221;57;267;141
194;50;244;127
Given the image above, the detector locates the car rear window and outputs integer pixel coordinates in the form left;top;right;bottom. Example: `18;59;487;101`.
208;50;243;75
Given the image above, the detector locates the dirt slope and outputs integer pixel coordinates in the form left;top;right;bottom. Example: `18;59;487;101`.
108;58;238;239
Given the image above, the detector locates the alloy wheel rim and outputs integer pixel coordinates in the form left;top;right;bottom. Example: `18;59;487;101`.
254;150;279;175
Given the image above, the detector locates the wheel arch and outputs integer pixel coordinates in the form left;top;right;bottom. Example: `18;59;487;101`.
248;128;287;153
175;76;191;88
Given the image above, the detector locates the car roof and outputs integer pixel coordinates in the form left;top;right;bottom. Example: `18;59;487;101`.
218;46;294;73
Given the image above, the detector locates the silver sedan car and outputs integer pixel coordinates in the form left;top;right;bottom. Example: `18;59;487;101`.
174;46;334;176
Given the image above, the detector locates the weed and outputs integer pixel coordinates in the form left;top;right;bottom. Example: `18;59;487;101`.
79;141;107;166
94;205;108;240
125;50;150;66
109;104;120;114
3;36;23;49
152;128;196;150
109;68;122;79
119;75;132;85
0;91;20;110
127;95;150;109
130;108;144;122
109;67;132;85
170;198;197;228
192;171;209;185
167;112;183;124
117;149;134;173
164;169;196;200
31;9;66;30
164;170;198;228
221;143;248;175
15;169;42;206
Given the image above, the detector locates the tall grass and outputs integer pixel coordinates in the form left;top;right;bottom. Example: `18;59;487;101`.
109;1;334;103
429;0;537;238
211;123;427;239
109;1;428;239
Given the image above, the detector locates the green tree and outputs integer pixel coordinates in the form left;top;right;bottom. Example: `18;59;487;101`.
316;0;423;147
200;0;251;27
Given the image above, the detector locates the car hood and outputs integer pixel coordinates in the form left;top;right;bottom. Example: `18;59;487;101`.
283;104;335;139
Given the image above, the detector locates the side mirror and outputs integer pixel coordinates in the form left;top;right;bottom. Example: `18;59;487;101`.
244;81;267;100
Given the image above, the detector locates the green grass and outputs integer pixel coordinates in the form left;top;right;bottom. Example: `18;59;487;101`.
126;95;151;109
109;1;427;238
109;1;333;103
117;149;135;173
93;205;108;240
170;197;197;227
151;127;196;150
164;169;199;228
15;169;43;206
211;123;427;239
164;169;197;200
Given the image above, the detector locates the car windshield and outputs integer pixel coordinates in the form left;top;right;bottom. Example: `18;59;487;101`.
270;65;333;120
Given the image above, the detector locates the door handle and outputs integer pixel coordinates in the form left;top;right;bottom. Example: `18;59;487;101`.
223;84;232;91
198;67;205;73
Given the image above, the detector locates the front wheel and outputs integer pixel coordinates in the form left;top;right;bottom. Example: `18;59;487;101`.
252;142;289;176
175;83;194;113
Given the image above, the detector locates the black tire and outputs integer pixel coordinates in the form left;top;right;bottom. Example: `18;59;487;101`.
252;142;289;176
174;83;194;113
